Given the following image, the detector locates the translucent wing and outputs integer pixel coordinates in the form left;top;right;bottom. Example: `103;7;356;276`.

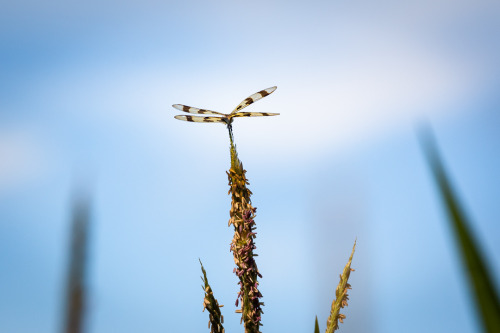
174;115;226;123
172;104;226;116
230;112;280;118
230;86;277;114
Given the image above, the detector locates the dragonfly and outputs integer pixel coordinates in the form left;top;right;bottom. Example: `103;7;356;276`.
172;86;279;132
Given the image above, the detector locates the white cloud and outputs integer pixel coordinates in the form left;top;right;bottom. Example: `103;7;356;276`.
6;0;498;165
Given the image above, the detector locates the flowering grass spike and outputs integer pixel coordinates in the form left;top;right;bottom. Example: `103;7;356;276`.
200;260;225;333
325;241;356;333
173;86;278;333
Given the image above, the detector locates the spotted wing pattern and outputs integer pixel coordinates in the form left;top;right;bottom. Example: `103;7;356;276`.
230;86;277;114
174;115;226;123
230;112;280;118
172;104;226;116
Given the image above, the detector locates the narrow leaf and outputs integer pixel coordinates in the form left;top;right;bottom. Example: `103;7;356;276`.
420;127;500;333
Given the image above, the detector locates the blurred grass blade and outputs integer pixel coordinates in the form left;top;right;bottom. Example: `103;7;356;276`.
420;127;500;332
63;192;91;333
314;315;320;333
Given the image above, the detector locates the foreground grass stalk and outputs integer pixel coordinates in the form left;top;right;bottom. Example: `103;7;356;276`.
200;260;225;333
420;128;500;332
63;192;91;333
325;241;356;333
227;127;264;333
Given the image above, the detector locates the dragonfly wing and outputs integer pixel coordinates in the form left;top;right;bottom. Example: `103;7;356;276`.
172;104;226;116
174;115;226;123
230;86;277;114
230;112;280;118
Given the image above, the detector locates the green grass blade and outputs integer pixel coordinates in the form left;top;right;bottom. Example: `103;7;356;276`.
420;127;500;332
314;315;320;333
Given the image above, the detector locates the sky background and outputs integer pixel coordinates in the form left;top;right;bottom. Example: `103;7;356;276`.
1;0;500;332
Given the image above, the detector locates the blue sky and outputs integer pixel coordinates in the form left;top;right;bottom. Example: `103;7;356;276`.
1;0;500;332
